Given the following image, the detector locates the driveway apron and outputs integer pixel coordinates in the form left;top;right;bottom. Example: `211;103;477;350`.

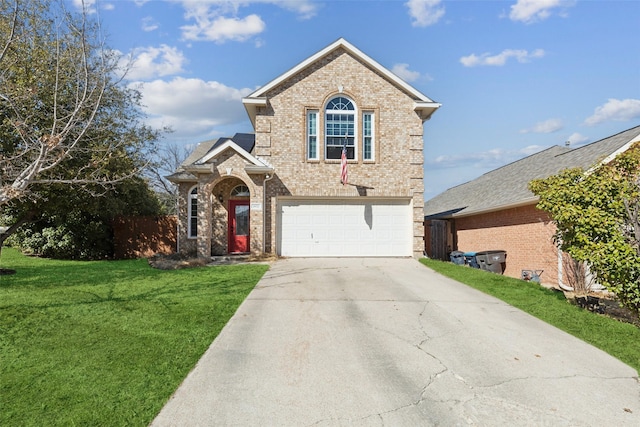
151;258;640;426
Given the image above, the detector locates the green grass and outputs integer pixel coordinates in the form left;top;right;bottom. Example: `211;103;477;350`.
0;247;269;426
420;258;640;373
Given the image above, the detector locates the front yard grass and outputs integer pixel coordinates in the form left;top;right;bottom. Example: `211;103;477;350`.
420;258;640;373
0;247;268;426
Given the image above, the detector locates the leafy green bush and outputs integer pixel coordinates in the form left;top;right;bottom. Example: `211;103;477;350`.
530;143;640;315
7;217;112;260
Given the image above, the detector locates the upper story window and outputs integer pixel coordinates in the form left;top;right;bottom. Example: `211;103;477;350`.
325;96;355;160
307;110;318;160
188;186;197;238
363;111;374;161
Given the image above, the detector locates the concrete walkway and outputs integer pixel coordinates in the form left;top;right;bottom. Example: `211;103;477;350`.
152;258;639;426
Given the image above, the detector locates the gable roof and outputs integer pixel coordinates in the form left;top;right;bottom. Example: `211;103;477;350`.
424;125;640;219
242;38;441;127
166;133;272;183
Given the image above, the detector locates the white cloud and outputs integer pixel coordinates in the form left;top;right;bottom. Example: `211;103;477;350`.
509;0;576;24
272;0;319;20
426;145;544;170
392;63;421;82
520;118;564;134
460;48;544;67
405;0;445;27
182;13;266;42
566;132;590;146
142;17;159;32
133;77;254;138
177;1;318;42
72;0;113;13
123;45;187;81
73;0;96;13
584;98;640;126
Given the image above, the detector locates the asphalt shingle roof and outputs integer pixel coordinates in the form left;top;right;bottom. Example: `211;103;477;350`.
166;133;256;182
424;125;640;218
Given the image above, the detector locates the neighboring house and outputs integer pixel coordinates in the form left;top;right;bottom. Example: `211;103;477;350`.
168;38;440;259
424;125;640;287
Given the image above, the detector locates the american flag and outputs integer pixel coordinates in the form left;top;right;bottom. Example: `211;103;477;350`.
340;145;348;185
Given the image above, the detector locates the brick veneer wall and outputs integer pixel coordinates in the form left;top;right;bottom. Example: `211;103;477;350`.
254;47;427;257
455;204;560;285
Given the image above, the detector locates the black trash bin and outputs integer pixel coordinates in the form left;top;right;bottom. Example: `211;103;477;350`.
475;250;507;274
449;250;465;265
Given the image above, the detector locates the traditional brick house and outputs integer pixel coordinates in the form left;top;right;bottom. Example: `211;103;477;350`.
168;38;440;258
424;125;640;287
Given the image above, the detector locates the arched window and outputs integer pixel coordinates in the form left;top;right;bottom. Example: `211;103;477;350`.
230;185;250;197
325;96;355;160
188;186;197;238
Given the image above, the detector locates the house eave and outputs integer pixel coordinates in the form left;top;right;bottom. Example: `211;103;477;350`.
165;172;197;183
242;97;268;129
242;38;440;128
184;163;216;174
449;197;541;219
414;102;442;122
244;165;274;174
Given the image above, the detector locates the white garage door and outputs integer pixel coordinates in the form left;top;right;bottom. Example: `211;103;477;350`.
278;199;412;257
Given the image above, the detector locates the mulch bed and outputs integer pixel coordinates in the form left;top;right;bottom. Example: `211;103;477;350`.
569;292;640;328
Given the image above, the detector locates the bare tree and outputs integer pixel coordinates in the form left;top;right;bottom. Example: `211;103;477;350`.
563;256;597;295
144;142;190;215
0;0;157;207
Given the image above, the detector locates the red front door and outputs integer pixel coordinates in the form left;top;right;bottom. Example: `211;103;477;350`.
228;200;250;253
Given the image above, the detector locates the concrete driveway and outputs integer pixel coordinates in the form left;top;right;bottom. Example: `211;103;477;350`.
152;258;639;426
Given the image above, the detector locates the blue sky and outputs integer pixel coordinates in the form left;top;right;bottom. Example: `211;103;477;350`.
78;0;640;198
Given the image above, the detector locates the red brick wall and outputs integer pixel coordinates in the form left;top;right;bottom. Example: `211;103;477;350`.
455;204;560;285
112;216;177;259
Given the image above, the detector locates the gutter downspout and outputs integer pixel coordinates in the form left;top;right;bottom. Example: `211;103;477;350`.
263;173;274;253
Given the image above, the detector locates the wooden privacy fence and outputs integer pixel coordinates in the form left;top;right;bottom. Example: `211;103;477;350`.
424;219;450;261
112;215;177;259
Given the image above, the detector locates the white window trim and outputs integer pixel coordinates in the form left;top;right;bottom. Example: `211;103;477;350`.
363;111;375;161
188;186;198;239
307;110;319;160
324;96;357;161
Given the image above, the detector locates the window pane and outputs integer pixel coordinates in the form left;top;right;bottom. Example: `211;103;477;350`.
327;97;354;111
326;145;354;160
189;196;198;237
190;217;197;237
363;112;373;160
307;111;318;159
235;205;249;236
326;97;355;160
309;136;317;158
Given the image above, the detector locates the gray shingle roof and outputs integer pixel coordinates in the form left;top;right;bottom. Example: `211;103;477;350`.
424;125;640;218
166;133;256;183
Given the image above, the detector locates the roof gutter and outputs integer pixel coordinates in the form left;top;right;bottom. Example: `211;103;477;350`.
242;97;268;129
245;164;275;174
414;102;442;122
448;196;541;218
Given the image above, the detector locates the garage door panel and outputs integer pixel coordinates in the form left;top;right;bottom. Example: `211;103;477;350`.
278;199;412;257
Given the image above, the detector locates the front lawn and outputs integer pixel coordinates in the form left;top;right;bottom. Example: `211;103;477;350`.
420;258;640;373
0;247;268;426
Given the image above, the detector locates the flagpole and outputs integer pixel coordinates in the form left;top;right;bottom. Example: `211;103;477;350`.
340;137;348;185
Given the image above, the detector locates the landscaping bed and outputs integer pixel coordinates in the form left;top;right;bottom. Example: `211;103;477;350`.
567;292;640;328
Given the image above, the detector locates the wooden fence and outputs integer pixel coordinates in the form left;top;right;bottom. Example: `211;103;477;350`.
112;215;177;259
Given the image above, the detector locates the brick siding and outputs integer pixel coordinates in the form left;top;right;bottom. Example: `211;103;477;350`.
454;204;560;285
176;46;431;258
